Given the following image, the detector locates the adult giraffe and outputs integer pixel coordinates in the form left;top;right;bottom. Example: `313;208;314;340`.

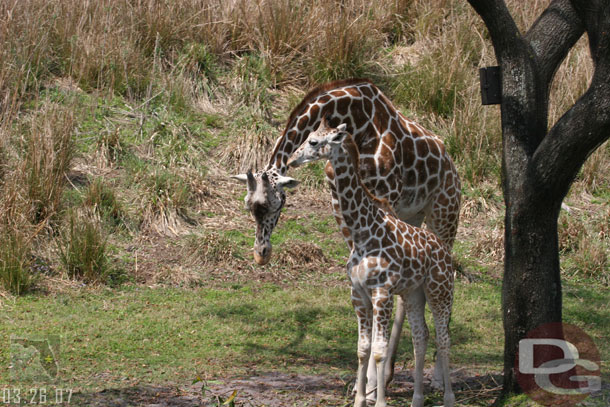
231;78;461;395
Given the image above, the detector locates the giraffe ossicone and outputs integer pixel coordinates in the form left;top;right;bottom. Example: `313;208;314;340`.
288;122;455;407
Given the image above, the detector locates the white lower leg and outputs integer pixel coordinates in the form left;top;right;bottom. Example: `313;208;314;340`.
384;297;406;385
439;351;454;407
431;353;443;390
411;342;426;407
354;345;370;407
365;349;378;400
373;343;388;407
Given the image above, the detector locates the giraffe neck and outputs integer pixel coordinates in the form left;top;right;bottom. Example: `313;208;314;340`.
266;79;396;173
329;137;385;247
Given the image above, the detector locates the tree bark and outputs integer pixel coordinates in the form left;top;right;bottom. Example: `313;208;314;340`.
466;0;609;398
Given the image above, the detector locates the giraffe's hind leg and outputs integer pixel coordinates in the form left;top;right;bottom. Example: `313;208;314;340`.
424;268;455;407
403;287;428;407
382;213;424;388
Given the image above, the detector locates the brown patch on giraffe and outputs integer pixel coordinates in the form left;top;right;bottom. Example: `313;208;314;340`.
360;84;374;98
415;139;430;158
337;176;350;191
334;163;347;177
428;139;441;157
308;104;320;124
446;183;456;196
427;156;440;176
378;145;393;176
373;101;390;133
342;227;351;238
324;161;334;179
362;97;373;118
415;159;428;179
427;174;439;191
337;97;351;117
297;115;308;131
383;131;398;150
437;193;450;207
385;246;398;260
375;180;389;196
401;137;417;165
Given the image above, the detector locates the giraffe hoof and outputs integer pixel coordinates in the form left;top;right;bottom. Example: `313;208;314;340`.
354;395;367;407
411;394;424;407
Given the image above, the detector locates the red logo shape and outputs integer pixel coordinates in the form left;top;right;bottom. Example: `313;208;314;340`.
515;322;601;406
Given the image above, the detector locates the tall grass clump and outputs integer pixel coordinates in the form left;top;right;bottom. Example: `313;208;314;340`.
140;169;196;235
57;213;109;283
84;178;125;227
0;164;39;295
0;230;36;295
21;103;76;225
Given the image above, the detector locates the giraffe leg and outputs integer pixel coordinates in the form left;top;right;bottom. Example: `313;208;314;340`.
428;300;455;407
352;288;372;407
371;287;392;407
383;295;405;386
383;213;424;387
365;344;378;401
424;193;459;389
404;288;428;407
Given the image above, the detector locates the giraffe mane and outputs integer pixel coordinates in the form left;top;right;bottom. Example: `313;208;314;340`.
268;78;374;163
341;133;398;218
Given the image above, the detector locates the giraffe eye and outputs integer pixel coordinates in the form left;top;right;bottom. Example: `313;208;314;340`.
309;139;318;147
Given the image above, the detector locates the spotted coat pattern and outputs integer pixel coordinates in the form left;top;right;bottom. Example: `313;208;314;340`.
288;124;455;407
232;79;461;394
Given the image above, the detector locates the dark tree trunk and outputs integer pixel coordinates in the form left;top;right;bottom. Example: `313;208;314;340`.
502;194;562;393
466;0;610;397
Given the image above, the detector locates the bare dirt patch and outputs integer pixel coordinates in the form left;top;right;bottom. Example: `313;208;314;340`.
70;369;503;407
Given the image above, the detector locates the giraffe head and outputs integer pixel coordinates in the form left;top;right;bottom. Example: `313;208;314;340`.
287;119;348;167
231;168;299;265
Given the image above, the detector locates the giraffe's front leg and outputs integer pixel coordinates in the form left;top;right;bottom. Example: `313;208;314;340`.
404;288;428;407
351;287;372;407
372;287;393;407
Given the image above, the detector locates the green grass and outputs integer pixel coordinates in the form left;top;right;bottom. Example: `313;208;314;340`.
2;278;606;392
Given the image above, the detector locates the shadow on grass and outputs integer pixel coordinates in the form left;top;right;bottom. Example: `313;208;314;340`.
205;300;498;373
209;302;358;370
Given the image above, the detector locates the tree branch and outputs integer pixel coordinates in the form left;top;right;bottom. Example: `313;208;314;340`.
466;0;523;62
570;0;610;64
531;0;610;199
525;0;584;89
530;73;610;201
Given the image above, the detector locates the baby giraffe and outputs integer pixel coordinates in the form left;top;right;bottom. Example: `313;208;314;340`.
288;120;455;407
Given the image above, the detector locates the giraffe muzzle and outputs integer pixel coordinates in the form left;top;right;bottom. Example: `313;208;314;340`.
253;245;272;265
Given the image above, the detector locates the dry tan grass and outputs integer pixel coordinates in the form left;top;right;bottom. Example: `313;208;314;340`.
0;0;606;293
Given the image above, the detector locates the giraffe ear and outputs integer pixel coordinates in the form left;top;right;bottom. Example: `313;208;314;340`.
276;176;300;189
330;128;347;144
231;172;257;192
337;123;347;132
230;174;248;183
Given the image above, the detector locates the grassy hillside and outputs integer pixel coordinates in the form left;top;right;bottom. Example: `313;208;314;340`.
0;0;608;405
